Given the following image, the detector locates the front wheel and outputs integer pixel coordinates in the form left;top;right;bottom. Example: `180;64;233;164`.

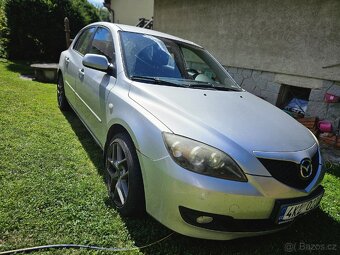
105;132;145;216
57;74;70;111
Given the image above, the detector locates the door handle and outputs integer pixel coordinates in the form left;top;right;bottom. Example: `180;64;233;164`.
65;57;70;64
78;68;85;79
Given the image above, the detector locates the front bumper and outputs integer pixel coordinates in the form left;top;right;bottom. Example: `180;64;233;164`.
138;152;324;240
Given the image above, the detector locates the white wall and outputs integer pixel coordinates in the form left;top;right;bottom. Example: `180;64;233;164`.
154;0;340;82
111;0;154;25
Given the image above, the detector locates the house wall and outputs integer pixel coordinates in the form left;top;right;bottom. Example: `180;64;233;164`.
154;0;340;121
154;0;340;82
111;0;154;25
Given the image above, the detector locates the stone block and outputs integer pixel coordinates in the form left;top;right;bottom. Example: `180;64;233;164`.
261;71;275;82
305;101;328;118
242;69;252;79
309;88;326;102
266;82;281;93
237;67;243;74
253;87;262;97
232;73;244;85
260;90;278;105
326;83;340;97
252;70;262;81
254;79;267;90
241;78;256;92
326;103;340;120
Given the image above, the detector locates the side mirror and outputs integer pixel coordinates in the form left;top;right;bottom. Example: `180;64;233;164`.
82;54;115;74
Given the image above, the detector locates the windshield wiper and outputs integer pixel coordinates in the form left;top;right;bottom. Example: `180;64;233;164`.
130;76;182;87
130;76;242;91
186;84;216;90
175;78;242;91
213;86;242;91
187;83;242;91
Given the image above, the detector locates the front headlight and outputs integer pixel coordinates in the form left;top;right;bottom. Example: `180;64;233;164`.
163;132;247;182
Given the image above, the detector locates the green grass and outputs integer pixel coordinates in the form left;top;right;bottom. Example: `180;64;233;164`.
0;60;339;254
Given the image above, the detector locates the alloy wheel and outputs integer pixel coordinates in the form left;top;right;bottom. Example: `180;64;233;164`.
106;139;130;207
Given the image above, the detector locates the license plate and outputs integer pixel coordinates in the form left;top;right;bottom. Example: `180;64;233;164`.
277;192;324;224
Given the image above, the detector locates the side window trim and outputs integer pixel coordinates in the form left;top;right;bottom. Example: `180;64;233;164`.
72;30;83;51
88;26;115;63
96;25;115;51
73;26;97;57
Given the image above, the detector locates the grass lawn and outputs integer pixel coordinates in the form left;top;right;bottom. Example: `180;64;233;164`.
0;60;339;254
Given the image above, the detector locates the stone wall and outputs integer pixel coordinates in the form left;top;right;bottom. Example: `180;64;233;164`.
307;81;340;121
224;66;340;122
225;67;279;105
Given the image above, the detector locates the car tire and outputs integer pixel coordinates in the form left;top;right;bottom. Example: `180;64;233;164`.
57;74;70;111
105;132;145;216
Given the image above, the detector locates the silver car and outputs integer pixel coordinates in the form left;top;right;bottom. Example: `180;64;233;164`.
57;22;325;240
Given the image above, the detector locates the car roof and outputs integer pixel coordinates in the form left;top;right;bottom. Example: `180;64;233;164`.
89;22;202;48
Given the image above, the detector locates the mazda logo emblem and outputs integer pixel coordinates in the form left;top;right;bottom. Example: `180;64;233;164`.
300;158;313;179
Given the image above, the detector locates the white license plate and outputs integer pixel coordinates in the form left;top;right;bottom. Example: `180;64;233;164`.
277;192;323;224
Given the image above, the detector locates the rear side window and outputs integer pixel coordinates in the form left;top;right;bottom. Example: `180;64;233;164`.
89;27;115;63
73;27;96;55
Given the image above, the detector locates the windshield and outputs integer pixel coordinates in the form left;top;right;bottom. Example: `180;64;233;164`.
120;31;241;91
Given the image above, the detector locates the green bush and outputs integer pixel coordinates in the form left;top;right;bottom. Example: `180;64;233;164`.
4;0;100;62
0;0;8;58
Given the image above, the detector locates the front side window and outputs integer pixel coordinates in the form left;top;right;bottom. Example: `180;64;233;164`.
73;27;96;55
181;47;217;83
89;27;115;63
120;31;241;91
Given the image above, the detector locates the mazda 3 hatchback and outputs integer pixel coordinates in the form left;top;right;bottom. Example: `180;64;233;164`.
57;22;325;240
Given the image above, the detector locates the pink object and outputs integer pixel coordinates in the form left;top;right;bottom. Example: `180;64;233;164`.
318;121;332;133
324;93;339;103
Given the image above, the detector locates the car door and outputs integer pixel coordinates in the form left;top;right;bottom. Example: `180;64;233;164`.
76;26;117;146
64;27;96;108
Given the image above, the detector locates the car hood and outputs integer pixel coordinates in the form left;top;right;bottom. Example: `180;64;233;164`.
129;83;316;153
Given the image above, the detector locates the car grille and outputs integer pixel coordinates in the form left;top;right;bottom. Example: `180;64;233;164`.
258;151;319;189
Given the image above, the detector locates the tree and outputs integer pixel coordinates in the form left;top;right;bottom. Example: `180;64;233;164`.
0;0;8;58
5;0;100;61
98;7;111;22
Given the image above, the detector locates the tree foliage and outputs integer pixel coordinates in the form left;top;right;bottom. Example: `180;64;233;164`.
0;0;8;58
4;0;100;61
98;7;110;22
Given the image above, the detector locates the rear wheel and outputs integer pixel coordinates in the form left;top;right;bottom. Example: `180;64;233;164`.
105;132;145;216
57;74;70;111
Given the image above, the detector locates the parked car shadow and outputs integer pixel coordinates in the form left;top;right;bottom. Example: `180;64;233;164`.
62;110;105;179
62;110;339;254
119;208;339;255
325;164;340;178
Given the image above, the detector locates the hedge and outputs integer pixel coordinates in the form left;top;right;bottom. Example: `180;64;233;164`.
0;0;8;58
4;0;100;62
